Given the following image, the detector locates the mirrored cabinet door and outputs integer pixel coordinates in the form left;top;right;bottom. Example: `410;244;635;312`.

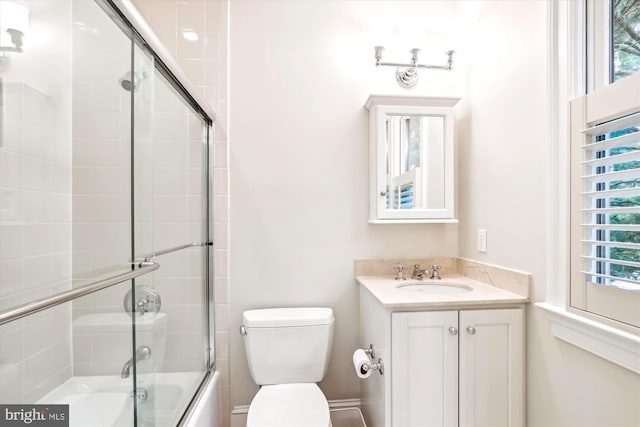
365;96;460;223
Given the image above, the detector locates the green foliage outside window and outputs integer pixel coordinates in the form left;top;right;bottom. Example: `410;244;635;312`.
607;129;640;281
613;0;640;81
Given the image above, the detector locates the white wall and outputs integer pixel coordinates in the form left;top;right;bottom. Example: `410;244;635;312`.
229;0;465;410
231;1;640;424
457;2;640;426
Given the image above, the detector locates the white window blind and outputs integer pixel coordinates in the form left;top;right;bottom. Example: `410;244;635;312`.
570;74;640;331
581;115;640;290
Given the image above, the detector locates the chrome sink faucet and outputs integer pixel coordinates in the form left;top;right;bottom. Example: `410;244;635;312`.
412;264;442;280
121;345;152;379
411;264;429;280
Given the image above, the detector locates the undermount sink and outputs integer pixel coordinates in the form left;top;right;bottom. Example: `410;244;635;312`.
396;282;472;294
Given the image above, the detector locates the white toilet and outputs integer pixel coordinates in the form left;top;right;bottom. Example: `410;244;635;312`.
241;307;335;427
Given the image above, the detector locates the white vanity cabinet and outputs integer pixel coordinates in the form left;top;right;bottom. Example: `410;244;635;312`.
357;273;529;427
391;310;459;427
391;308;524;427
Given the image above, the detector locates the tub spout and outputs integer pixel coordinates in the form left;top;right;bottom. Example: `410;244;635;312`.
121;346;152;379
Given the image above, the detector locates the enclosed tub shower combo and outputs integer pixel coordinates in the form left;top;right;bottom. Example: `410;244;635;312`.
0;0;220;425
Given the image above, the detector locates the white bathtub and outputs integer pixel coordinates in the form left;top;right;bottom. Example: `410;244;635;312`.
38;371;218;427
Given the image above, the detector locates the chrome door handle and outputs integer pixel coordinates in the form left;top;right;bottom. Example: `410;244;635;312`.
466;326;476;335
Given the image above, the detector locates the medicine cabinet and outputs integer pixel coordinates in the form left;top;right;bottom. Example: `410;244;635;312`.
365;95;460;223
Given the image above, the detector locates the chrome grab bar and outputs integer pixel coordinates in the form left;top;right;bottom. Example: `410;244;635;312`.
135;242;212;262
0;262;160;326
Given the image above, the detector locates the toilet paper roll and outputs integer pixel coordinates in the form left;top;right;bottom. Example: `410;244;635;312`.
353;349;372;379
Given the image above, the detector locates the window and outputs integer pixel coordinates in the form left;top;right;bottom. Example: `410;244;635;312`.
568;0;640;331
570;74;640;331
612;0;640;82
588;0;640;91
384;116;425;210
541;0;639;373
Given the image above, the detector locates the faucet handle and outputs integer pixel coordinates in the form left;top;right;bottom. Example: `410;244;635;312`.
430;265;441;280
394;264;406;281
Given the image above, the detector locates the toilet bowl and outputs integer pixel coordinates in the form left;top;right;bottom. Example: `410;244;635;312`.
241;307;335;427
247;383;331;427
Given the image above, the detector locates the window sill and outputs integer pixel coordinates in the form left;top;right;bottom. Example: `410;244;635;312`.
536;302;640;374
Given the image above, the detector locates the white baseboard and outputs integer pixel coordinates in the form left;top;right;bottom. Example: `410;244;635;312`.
231;398;362;415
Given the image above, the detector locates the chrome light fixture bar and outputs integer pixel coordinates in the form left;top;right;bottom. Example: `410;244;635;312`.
374;46;454;88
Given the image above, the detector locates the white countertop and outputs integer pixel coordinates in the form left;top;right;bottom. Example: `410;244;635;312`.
357;274;529;309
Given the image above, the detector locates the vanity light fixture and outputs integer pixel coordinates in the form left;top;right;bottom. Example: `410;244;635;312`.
374;46;454;88
0;0;30;54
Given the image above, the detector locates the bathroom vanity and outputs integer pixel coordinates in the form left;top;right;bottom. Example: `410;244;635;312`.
356;260;529;427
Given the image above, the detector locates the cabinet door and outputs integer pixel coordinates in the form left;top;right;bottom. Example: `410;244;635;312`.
392;311;458;427
459;308;524;427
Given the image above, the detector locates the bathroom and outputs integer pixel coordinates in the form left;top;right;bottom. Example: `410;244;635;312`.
0;0;639;426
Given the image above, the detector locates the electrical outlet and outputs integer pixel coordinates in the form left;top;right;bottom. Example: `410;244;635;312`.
477;229;487;253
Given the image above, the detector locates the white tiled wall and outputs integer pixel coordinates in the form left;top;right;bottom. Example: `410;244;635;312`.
68;0;135;377
132;67;208;374
70;36;131;289
0;46;74;406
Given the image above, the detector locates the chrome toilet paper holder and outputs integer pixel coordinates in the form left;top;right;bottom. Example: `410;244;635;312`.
362;357;384;375
364;344;376;358
360;344;384;376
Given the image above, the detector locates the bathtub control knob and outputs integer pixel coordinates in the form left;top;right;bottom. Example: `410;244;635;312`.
448;327;458;335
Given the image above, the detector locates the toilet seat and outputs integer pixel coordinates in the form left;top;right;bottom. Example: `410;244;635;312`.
246;383;331;427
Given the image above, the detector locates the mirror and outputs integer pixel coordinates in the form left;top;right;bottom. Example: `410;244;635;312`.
365;96;460;223
385;114;445;210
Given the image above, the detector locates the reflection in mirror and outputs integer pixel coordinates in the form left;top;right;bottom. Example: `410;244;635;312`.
385;115;445;211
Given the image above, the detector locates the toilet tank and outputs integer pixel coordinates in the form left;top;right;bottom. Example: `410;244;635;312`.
242;307;334;385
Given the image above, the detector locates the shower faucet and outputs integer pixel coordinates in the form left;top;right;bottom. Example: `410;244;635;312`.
121;345;152;379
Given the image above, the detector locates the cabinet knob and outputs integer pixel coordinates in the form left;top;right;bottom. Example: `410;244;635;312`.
448;327;458;335
466;326;476;335
380;191;387;196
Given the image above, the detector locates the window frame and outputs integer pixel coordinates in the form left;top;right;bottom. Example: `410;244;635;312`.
585;0;611;93
569;78;640;333
538;0;640;373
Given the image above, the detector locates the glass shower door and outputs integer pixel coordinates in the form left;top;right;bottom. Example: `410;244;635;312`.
0;1;213;425
131;43;211;427
0;0;139;423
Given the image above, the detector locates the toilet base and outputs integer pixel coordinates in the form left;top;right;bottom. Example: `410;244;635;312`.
246;383;331;427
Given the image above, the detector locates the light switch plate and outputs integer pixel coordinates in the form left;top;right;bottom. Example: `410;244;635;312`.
477;229;487;253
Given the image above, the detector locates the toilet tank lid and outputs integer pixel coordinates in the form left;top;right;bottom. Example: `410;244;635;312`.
243;307;334;328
